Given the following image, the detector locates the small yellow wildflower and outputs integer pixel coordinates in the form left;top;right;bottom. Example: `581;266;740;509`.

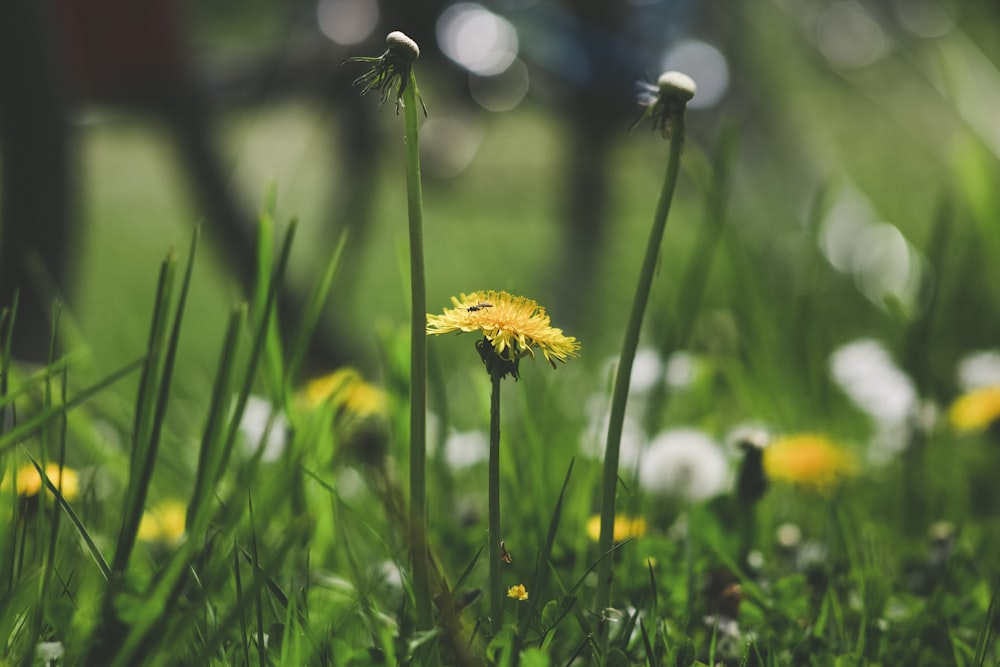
301;368;387;419
764;434;856;494
138;499;187;545
948;386;1000;433
3;463;79;501
586;514;647;543
506;584;528;601
426;291;580;368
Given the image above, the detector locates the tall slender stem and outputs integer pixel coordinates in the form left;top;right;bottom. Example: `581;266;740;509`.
402;69;431;629
488;369;503;634
595;111;686;640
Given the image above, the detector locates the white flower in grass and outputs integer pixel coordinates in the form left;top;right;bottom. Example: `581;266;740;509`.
830;338;917;426
239;395;288;462
600;347;663;396
579;393;646;470
830;338;918;461
443;430;489;469
36;642;64;666
956;349;1000;391
665;350;699;390
638;428;730;502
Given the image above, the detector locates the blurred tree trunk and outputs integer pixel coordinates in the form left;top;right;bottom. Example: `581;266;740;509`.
0;0;75;362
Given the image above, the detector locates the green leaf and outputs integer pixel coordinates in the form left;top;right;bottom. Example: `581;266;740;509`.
673;636;695;667
540;594;576;635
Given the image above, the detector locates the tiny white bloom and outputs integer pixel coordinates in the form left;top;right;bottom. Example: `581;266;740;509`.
444;430;489;469
239;395;288;462
638;428;730;502
830;338;917;427
956;349;1000;391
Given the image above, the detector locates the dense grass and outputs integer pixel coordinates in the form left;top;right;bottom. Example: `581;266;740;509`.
4;3;1000;665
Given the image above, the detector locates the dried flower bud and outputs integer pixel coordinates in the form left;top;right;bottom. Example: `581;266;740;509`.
657;71;697;102
630;70;697;137
386;31;420;61
346;30;425;114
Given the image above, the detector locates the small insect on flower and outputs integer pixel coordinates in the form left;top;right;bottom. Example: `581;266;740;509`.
499;540;512;564
467;302;493;312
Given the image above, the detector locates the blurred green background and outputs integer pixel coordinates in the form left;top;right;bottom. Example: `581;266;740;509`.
19;0;1000;413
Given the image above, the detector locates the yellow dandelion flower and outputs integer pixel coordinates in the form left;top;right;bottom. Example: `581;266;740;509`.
506;584;529;601
948;386;1000;433
3;463;79;501
138;499;187;545
586;514;647;543
764;434;856;494
302;368;359;408
426;291;580;370
300;368;387;419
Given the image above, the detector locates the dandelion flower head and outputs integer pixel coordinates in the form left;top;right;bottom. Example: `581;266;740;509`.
586;514;647;543
506;584;529;601
426;290;580;368
764;434;856;494
948;386;1000;433
3;463;79;501
138;499;187;545
301;368;387;420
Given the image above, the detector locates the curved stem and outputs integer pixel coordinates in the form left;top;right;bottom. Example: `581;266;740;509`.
595;111;686;642
488;369;503;635
402;69;431;629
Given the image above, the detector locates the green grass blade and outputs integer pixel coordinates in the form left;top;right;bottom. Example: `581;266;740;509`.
0;356;145;455
234;545;253;667
187;304;245;535
519;457;574;638
973;575;1000;667
23;447;111;580
286;229;348;386
222;220;297;483
111;250;176;574
248;492;267;667
254;192;286;402
114;230;198;574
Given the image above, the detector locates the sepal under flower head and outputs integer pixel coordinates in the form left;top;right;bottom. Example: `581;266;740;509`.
631;70;697;137
346;30;426;114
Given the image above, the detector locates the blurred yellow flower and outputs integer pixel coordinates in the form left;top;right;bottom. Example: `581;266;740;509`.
138;499;187;545
3;463;79;501
427;291;580;367
764;434;856;494
586;514;647;543
948;386;1000;433
301;368;387;419
506;584;529;601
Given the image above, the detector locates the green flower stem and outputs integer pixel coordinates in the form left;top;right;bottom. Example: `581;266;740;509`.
488;368;503;635
402;69;432;630
595;110;686;639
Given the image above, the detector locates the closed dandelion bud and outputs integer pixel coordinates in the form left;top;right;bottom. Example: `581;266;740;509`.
386;31;420;61
631;70;697;137
736;438;768;503
657;71;697;103
346;30;425;114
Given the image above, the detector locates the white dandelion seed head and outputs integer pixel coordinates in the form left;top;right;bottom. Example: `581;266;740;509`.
638;428;731;502
956;349;1000;391
830;338;917;427
443;430;489;469
239;395;289;462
